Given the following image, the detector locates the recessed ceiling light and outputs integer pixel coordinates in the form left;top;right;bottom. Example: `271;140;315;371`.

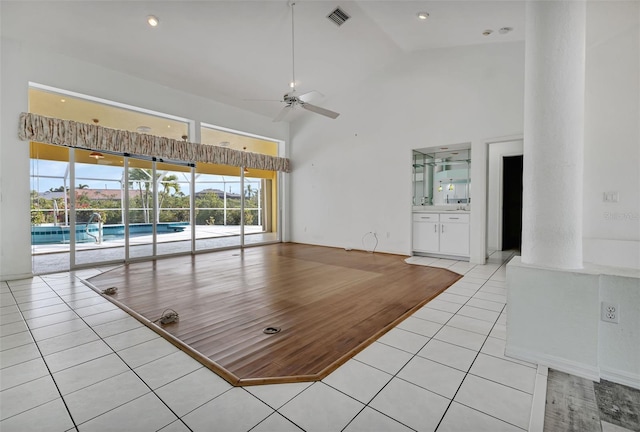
417;12;430;20
167;125;171;128
60;98;66;103
499;27;513;34
147;15;159;27
483;29;493;36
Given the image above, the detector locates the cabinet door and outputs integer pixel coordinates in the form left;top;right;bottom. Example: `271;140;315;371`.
440;222;469;256
413;219;439;253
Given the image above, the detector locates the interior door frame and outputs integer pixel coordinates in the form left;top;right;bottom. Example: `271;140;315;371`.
469;134;523;265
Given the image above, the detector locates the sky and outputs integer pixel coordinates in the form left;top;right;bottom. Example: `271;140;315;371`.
31;160;259;194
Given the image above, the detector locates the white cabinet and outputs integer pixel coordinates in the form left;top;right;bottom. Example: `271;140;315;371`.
439;214;470;256
413;212;469;258
412;213;440;253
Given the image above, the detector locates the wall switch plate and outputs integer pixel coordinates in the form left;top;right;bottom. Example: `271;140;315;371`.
601;302;619;323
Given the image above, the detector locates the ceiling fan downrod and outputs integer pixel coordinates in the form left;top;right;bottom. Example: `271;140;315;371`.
290;1;296;92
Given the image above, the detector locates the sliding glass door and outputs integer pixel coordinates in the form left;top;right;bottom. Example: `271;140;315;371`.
200;125;281;248
73;149;126;266
30;144;71;273
127;159;156;260
28;86;283;274
243;171;279;246
194;165;243;251
155;162;193;256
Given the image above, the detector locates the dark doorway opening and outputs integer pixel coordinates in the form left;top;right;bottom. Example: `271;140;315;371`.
502;155;523;250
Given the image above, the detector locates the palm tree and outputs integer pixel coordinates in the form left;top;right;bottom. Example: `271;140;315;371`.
158;174;181;210
77;184;89;189
245;184;253;199
128;168;152;223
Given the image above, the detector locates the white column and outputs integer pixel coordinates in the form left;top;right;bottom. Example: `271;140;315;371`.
521;0;586;269
0;40;32;280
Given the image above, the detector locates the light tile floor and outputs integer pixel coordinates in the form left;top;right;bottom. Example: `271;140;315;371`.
0;250;540;432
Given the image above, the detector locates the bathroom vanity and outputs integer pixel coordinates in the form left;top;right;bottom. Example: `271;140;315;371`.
412;148;471;259
412;208;470;258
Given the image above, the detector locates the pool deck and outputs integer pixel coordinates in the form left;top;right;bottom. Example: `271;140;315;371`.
31;225;277;274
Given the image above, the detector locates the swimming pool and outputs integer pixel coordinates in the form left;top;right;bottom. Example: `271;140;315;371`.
31;222;190;244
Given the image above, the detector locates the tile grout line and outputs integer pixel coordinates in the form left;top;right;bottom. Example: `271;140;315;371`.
334;254;520;432
336;260;502;432
59;273;196;432
2;278;80;431
6;253;519;432
244;385;311;432
432;261;527;431
49;270;272;431
9;274;194;431
274;267;476;431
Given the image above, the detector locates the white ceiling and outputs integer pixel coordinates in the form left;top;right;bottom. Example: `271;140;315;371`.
1;1;525;120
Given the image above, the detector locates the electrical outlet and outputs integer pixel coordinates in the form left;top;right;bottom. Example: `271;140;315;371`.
601;302;619;324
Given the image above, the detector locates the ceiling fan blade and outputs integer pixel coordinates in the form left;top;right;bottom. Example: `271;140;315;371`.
297;90;324;103
273;105;295;122
243;98;282;103
300;102;340;119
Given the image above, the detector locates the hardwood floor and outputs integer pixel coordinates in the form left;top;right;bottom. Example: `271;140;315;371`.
87;243;462;386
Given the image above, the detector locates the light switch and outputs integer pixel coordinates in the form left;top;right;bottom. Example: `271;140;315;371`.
603;191;619;203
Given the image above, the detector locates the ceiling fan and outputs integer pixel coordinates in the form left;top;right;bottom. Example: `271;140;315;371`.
272;1;340;122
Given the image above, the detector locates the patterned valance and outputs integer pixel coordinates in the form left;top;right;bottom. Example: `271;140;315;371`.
18;112;291;173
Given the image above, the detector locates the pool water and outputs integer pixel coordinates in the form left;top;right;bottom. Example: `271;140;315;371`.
31;222;189;245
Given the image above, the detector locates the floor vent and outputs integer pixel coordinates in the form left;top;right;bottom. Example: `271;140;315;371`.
327;7;350;27
263;326;281;335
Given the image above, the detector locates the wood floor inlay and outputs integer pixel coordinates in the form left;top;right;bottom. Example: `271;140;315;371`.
87;243;461;386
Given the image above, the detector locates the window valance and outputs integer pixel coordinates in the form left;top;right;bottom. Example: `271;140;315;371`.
18;112;291;173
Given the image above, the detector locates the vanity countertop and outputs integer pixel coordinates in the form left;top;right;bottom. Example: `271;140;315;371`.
412;206;470;214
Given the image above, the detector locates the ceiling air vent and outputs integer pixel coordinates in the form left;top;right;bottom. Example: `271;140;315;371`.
327;7;350;27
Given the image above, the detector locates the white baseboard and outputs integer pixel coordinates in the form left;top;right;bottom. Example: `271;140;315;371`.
600;366;640;390
0;272;34;282
528;365;549;432
505;345;601;382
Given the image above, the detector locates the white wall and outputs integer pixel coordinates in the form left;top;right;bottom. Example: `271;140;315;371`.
2;2;635;277
506;258;602;381
0;38;289;280
0;39;31;280
487;140;524;252
599;274;640;388
505;3;640;389
583;1;640;269
507;257;640;388
289;42;525;255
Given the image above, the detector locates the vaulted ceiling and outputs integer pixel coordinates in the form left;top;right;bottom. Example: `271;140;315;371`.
1;1;525;120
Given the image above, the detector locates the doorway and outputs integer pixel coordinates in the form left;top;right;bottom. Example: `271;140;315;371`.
502;155;523;250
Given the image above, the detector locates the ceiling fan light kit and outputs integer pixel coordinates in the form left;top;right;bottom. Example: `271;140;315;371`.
271;1;340;122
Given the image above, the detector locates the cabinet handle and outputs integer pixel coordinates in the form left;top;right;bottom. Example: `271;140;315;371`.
449;217;459;220
434;224;437;233
421;217;430;219
441;224;445;233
